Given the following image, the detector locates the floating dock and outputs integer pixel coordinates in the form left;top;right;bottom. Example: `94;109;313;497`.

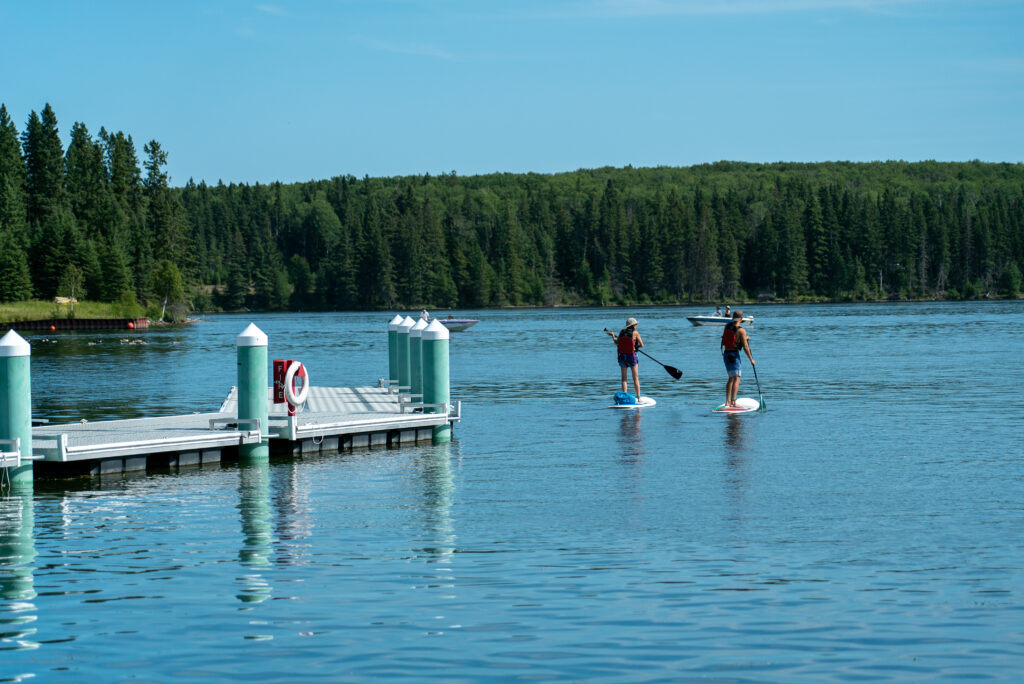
1;317;458;485
32;386;461;477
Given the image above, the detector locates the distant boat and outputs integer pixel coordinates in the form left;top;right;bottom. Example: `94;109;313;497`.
438;318;479;332
686;314;754;326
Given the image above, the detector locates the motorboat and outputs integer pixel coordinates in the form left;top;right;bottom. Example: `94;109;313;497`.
686;313;753;326
436;318;478;332
420;313;480;332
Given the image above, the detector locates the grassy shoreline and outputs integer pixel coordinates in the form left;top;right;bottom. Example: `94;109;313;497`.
0;300;136;323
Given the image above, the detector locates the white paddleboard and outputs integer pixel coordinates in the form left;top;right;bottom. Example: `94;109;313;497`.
713;397;760;414
609;396;657;409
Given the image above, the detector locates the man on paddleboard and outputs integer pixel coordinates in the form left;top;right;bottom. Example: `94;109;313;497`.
722;310;755;408
606;317;644;399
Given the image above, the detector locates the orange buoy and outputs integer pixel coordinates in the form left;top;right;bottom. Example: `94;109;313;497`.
49;325;56;331
127;321;135;330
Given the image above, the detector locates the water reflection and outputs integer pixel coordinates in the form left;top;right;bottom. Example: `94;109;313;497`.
724;415;745;450
0;492;37;651
617;411;644;464
236;463;273;604
414;445;456;560
723;417;749;512
273;462;312;567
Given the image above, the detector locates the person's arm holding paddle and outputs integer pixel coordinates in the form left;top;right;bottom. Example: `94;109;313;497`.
738;327;754;367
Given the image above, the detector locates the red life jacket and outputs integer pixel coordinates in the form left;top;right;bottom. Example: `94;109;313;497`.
617;329;636;354
721;322;741;352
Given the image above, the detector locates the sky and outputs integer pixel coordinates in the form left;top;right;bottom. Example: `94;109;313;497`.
2;0;1022;186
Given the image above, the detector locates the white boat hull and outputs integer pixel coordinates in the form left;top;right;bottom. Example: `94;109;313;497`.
687;315;753;326
438;319;479;332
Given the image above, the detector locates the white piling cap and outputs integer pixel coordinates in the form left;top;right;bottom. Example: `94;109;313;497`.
398;316;416;333
421;319;450;341
387;314;404;331
410;318;428;337
237;323;268;347
0;330;30;357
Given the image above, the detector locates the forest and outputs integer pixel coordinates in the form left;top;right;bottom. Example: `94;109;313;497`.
1;103;1022;320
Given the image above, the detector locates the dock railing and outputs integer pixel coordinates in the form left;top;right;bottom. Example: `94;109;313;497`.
0;438;20;469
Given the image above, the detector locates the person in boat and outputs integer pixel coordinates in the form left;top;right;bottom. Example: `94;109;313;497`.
714;305;722;316
420;310;431;321
721;310;755;408
606;317;644;399
724;305;731;318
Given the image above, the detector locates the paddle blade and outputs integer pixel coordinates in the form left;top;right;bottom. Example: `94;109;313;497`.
666;366;683;380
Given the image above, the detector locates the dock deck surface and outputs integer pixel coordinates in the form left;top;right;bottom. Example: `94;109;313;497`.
33;386;457;465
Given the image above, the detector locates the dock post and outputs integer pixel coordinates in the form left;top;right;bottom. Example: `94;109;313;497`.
410;317;428;402
421;319;451;443
397;316;416;396
0;330;32;488
387;314;403;392
237;323;269;461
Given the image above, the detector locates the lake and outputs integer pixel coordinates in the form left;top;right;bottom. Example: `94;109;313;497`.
2;301;1023;681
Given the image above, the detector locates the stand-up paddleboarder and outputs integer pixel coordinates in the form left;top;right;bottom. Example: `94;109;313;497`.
721;310;755;408
606;317;644;399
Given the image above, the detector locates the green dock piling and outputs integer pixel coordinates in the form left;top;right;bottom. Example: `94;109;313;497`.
237;323;269;461
0;330;32;488
421;319;451;443
410;317;427;401
387;314;403;391
396;316;415;396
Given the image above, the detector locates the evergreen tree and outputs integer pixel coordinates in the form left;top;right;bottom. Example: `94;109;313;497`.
21;104;66;226
0;105;28;245
0;232;32;302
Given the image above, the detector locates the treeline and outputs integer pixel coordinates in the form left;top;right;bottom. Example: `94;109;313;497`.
1;103;1022;317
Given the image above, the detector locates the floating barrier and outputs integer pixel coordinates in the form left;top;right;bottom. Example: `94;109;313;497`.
0;318;148;331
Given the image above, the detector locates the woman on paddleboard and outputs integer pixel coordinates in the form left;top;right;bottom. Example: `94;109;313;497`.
606;317;644;399
722;310;755;408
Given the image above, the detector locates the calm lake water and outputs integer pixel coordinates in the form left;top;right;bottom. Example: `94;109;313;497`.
2;302;1023;682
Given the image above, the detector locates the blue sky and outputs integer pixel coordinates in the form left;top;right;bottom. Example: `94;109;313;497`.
2;0;1022;185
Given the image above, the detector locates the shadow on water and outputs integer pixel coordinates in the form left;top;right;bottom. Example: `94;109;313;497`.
0;491;37;653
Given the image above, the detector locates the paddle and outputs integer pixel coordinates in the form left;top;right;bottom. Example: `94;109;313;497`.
752;363;766;411
639;349;683;380
604;328;682;380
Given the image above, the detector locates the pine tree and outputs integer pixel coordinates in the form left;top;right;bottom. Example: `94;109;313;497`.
0;231;32;302
21;104;66;226
0;105;28;245
65;122;110;238
100;237;134;301
356;196;396;308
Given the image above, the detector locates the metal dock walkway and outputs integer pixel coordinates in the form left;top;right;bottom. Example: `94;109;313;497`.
32;386;460;477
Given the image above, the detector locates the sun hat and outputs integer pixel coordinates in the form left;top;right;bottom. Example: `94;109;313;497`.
626;317;638;327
